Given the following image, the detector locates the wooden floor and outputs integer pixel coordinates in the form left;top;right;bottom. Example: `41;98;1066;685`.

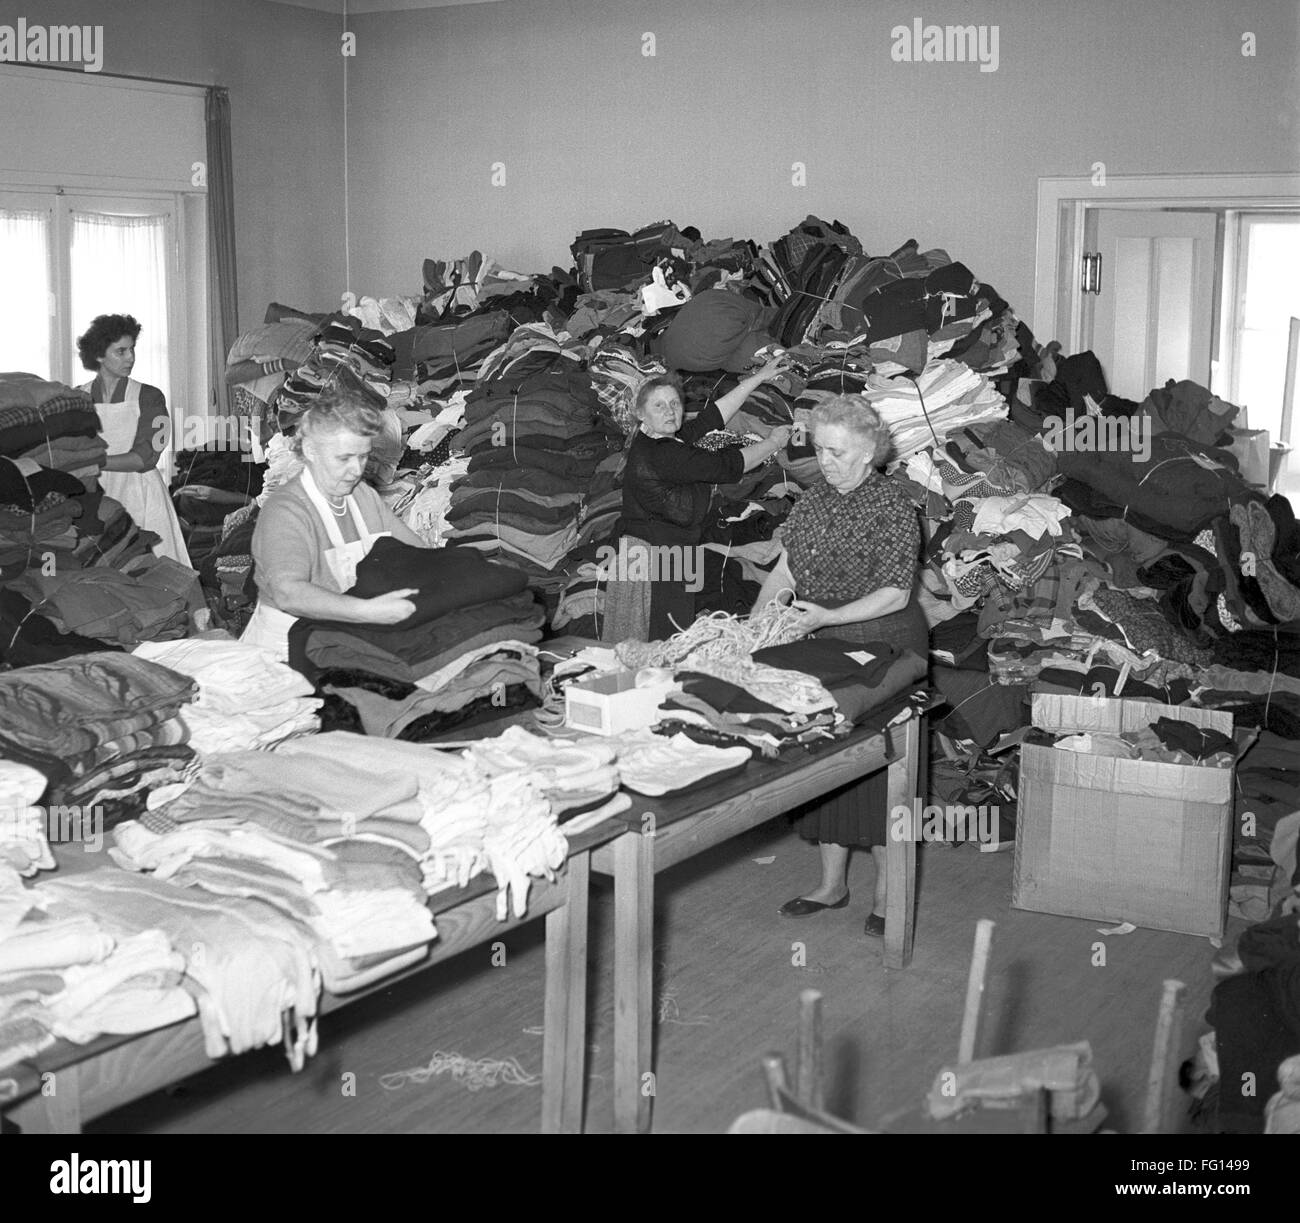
89;814;1227;1135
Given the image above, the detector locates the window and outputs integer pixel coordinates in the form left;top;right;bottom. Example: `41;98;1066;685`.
0;190;182;477
1225;213;1300;443
70;209;172;406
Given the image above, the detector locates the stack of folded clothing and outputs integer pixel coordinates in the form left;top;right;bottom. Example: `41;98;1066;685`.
224;318;318;433
112;756;436;999
9;554;197;647
132;636;321;754
0;653;198;833
0;587;118;668
0;456;90;581
0;374;107;489
657;656;845;756
319;640;542;740
288;536;544;695
464;726;627;826
851;359;1008;461
444;341;624;580
0;864;196;1072
135;729;567;925
275;316;396;429
276;732;568;915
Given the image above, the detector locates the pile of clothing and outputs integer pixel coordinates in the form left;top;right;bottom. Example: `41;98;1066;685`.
461;725;631;833
287;538;546;733
759;226;1023;380
0;862;198;1073
224;319;317;420
137;730;569;922
0;653;197;834
0;377;208;651
0;376;112;586
386;451;470;547
657;655;843;756
8;555;199;648
443;330;624;581
0;374;106;493
113;741;438;995
131;636;320;755
275;316;397;428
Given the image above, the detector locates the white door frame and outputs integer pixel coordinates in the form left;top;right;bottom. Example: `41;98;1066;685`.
1033;173;1300;352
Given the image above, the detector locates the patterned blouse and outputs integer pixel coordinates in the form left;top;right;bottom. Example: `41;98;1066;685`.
783;473;920;607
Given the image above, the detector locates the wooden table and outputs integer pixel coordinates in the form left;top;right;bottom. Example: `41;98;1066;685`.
590;704;930;1134
0;819;623;1136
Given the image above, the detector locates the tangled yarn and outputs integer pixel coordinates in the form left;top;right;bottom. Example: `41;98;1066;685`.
615;598;809;670
379;1051;540;1092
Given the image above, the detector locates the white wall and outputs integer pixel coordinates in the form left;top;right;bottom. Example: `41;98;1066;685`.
343;0;1300;333
0;0;347;324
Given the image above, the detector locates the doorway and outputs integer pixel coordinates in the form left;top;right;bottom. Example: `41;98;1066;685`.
1033;174;1300;457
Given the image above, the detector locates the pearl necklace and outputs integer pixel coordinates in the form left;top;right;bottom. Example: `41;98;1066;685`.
325;494;348;516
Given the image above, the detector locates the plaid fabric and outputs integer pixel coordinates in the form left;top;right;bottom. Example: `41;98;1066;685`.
1010;558;1066;617
785;474;920;605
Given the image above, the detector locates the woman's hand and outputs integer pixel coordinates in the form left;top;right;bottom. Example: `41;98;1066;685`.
364;588;419;625
791;599;833;633
755;354;792;384
767;424;793;451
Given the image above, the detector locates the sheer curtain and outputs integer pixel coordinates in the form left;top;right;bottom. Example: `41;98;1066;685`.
70;211;170;396
0;209;52;377
70;211;173;476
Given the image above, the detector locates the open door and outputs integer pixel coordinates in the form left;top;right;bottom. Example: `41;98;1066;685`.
1086;210;1217;401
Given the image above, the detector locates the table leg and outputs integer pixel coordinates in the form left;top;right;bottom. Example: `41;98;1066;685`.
542;852;590;1134
613;831;654;1134
884;716;920;970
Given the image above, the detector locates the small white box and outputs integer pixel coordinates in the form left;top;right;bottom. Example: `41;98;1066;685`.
564;671;678;736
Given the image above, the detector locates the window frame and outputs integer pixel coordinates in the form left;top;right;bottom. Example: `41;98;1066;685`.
1221;210;1300;440
0;184;199;475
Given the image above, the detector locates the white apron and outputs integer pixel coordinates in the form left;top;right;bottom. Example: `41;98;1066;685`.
241;470;389;661
84;377;191;567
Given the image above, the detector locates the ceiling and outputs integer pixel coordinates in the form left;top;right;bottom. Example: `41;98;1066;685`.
263;0;510;11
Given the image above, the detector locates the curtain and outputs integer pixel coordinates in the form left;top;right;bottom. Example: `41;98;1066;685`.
0;209;52;377
206;86;239;418
69;210;173;479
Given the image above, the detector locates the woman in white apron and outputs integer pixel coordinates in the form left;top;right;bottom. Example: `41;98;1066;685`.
76;314;191;566
244;389;430;662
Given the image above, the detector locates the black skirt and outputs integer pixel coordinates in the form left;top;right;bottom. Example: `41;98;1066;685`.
792;600;928;849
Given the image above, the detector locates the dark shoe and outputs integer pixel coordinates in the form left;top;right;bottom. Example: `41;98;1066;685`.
863;912;886;938
778;891;850;917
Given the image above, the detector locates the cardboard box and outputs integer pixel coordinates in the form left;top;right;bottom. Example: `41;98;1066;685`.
564;670;679;736
1012;693;1235;937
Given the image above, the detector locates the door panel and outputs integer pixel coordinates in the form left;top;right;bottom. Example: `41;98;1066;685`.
1089;210;1216;400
